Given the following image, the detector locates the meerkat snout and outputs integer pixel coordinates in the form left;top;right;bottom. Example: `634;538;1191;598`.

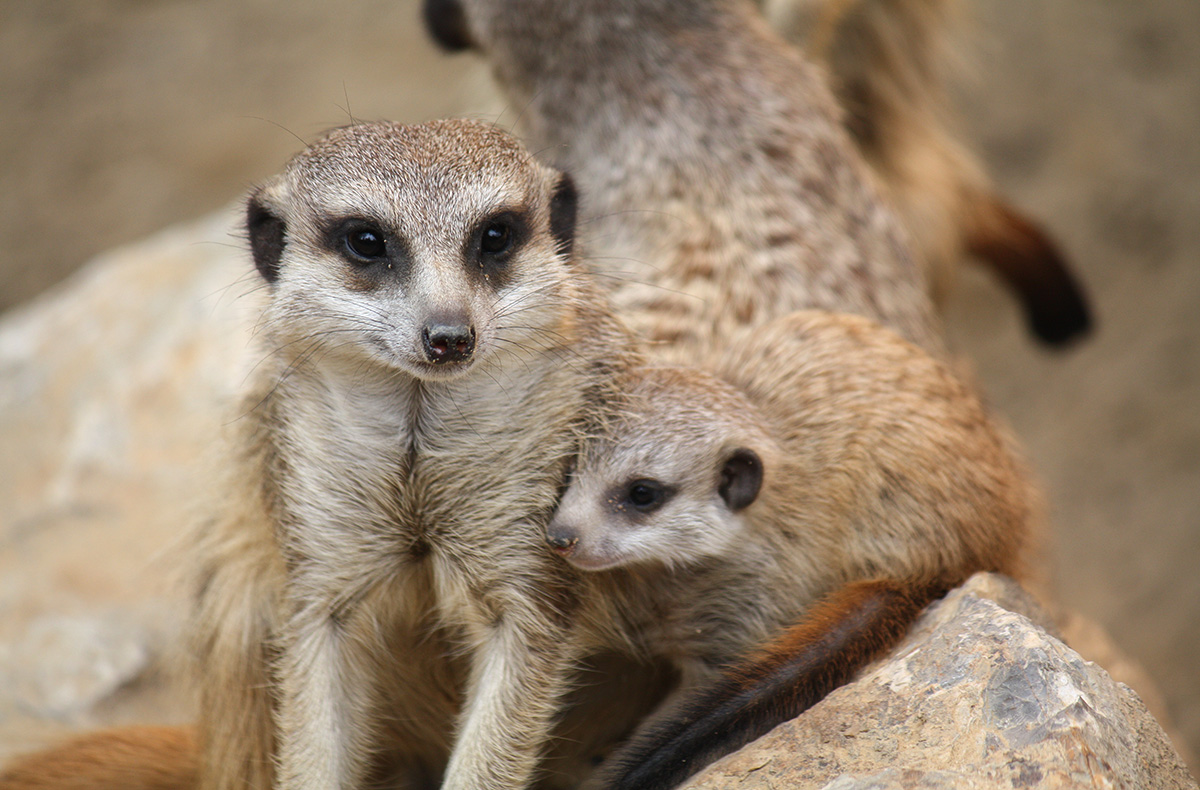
545;526;579;556
421;316;476;364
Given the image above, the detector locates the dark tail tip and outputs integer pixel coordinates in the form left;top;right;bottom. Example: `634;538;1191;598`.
967;196;1094;348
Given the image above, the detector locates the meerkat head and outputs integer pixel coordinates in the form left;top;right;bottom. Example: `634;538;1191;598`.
548;367;770;572
421;0;594;81
246;119;580;382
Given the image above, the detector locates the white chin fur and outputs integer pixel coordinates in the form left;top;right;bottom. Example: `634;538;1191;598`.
399;358;477;382
377;342;481;382
564;550;627;572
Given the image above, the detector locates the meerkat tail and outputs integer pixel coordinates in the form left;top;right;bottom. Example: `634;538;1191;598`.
965;194;1093;346
599;577;952;790
0;726;198;790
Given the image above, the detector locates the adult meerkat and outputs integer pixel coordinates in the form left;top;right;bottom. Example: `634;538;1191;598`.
187;118;639;790
763;0;1092;344
0;118;670;790
424;0;945;359
547;310;1038;789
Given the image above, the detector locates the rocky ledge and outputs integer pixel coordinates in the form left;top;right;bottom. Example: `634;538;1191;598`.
681;574;1196;790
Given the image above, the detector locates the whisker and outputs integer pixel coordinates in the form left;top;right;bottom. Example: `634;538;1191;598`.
509;84;550;138
239;115;309;148
578;206;685;226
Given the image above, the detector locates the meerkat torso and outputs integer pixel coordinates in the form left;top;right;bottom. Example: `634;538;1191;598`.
427;0;943;358
191;119;639;790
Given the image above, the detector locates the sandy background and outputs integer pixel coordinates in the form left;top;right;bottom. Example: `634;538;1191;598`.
1;0;1197;764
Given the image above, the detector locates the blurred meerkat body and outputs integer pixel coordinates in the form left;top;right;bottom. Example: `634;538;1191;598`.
547;310;1039;788
189;119;640;790
764;0;1091;343
426;0;944;358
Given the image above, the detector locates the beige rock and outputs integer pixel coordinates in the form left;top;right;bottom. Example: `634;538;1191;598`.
680;573;1197;790
5;613;150;719
0;206;253;758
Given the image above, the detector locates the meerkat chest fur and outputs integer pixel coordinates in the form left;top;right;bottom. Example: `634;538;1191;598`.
266;356;581;569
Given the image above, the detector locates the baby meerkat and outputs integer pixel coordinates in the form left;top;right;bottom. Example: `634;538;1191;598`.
424;0;944;358
187;119;639;790
548;310;1039;789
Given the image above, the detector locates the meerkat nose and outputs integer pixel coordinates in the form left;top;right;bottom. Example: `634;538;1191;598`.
422;319;476;363
545;527;579;556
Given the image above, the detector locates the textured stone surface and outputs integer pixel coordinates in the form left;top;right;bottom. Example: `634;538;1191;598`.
680;574;1197;790
3;613;151;719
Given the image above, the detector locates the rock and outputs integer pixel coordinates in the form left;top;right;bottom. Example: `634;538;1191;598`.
4;613;151;719
679;573;1197;790
0;205;253;758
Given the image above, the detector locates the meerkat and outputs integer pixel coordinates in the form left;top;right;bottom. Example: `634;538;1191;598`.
184;118;643;790
0;118;672;790
763;0;1092;344
546;310;1038;789
423;0;945;359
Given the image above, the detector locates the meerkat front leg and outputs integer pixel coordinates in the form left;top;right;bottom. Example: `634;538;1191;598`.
441;602;581;790
273;588;385;790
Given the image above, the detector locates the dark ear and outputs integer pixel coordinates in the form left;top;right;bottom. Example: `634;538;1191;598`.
718;449;762;512
422;0;475;51
549;172;578;258
247;193;285;283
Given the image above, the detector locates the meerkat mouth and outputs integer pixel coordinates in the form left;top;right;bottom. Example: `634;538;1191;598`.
401;356;478;383
369;337;482;382
562;547;625;573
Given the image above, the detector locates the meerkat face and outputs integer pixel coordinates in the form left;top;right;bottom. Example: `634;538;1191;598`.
547;369;766;571
246;119;580;382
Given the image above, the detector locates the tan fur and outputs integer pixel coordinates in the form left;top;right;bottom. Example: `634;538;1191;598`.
764;0;1090;340
186;119;641;790
550;310;1039;716
432;0;944;359
0;118;671;790
763;0;979;304
0;727;197;790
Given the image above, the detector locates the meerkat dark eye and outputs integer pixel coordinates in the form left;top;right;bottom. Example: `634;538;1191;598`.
344;226;387;261
472;212;526;281
480;221;512;255
625;479;670;512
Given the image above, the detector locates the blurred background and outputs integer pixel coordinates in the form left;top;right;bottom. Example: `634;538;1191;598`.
1;0;1198;765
